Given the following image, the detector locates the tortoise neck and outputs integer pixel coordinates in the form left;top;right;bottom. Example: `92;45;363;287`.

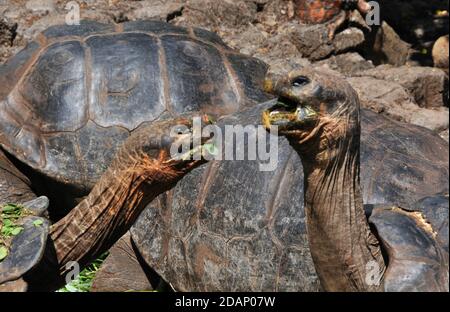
299;131;385;291
48;153;177;277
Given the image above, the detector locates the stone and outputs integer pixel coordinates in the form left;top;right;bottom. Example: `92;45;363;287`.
362;21;412;66
375;22;411;66
409;107;449;132
291;24;365;61
315;52;374;75
129;0;185;21
348;76;415;116
176;0;257;29
433;35;449;75
348;76;449;132
355;65;449;108
333;27;365;54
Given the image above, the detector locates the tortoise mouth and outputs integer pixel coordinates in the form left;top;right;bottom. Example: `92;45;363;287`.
262;96;319;132
164;139;218;170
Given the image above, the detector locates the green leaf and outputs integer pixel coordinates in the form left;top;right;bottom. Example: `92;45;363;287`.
2;219;13;227
0;246;8;261
1;227;12;236
11;227;23;236
2;204;20;212
33;219;44;227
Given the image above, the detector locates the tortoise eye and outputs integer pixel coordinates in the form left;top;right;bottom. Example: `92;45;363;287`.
292;76;310;87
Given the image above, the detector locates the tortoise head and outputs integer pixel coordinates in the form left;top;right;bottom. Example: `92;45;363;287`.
262;68;360;163
124;115;216;178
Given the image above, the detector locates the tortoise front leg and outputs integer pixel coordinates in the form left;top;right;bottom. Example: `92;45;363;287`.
0;149;48;292
0;149;36;206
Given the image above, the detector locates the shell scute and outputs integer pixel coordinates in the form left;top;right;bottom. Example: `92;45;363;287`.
19;41;87;132
86;33;166;129
161;35;240;116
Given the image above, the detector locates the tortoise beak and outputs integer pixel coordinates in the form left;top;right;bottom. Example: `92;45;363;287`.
262;99;319;132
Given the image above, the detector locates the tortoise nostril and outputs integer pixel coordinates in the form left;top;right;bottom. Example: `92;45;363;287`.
292;76;310;87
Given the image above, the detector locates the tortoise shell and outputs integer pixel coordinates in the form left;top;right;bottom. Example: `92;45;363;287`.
294;0;344;24
0;20;269;190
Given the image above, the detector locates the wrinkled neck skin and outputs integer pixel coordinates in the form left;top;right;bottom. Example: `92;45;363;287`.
27;150;181;291
292;116;386;292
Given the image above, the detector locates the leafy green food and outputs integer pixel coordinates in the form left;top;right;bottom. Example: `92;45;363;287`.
10;227;23;236
57;253;109;292
0;203;31;262
0;246;7;261
33;219;43;227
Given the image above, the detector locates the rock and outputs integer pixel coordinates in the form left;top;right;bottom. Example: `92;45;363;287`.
176;0;257;30
315;52;374;75
348;76;416;116
348;76;449;132
25;0;55;13
409;107;449;132
227;22;311;72
355;65;449;108
333;27;365;53
433;35;449;75
226;23;269;55
364;21;412;66
128;0;185;21
377;22;411;66
91;232;154;292
291;24;365;61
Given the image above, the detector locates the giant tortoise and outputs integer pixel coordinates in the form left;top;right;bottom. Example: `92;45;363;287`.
0;21;448;292
262;68;448;291
0;19;265;291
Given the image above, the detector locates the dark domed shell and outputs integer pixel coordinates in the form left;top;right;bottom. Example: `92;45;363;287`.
0;21;269;189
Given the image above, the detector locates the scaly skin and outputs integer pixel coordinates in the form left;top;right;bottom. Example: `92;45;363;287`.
1;117;212;291
0;149;36;206
263;68;385;291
